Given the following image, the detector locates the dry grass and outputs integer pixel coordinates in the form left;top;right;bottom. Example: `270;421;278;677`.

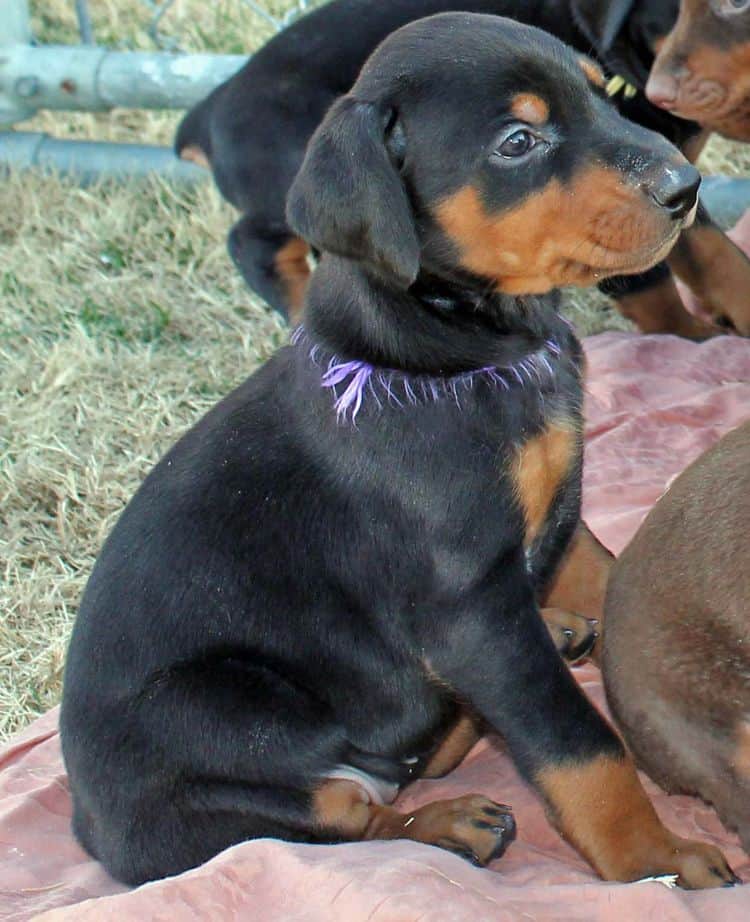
0;170;286;739
2;0;749;741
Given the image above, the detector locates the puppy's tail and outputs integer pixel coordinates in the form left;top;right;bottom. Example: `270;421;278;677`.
174;93;215;169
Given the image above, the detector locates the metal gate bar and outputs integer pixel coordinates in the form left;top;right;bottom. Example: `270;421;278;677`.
0;0;309;183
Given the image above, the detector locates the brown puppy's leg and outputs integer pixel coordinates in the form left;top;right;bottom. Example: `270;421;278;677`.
682;129;712;166
541;522;613;661
314;779;515;866
421;711;482;779
614;274;720;339
536;754;737;888
667;226;750;335
540;607;598;664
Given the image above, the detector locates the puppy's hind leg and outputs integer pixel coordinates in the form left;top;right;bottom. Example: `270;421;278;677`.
102;663;512;883
82;659;351;885
313;779;516;867
228;215;311;324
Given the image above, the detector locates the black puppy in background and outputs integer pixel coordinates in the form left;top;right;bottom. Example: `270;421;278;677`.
63;14;735;889
176;0;750;338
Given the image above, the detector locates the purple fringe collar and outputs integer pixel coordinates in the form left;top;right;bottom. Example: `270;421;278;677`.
292;326;562;424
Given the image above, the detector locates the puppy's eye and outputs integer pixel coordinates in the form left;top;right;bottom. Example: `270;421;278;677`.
496;129;537;158
717;0;750;14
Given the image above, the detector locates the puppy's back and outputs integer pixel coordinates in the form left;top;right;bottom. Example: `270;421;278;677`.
603;421;750;848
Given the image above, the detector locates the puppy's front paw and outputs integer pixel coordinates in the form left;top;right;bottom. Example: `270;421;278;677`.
666;838;741;890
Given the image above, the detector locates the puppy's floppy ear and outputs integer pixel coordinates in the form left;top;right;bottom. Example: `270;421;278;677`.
571;0;636;52
286;96;419;288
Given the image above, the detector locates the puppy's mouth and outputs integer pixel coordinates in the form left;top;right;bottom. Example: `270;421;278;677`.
494;220;687;294
590;198;699;275
580;203;696;277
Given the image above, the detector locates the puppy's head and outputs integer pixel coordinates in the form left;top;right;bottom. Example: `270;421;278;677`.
288;13;699;297
647;0;750;141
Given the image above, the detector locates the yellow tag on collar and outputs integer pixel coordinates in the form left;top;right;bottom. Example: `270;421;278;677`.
606;75;638;99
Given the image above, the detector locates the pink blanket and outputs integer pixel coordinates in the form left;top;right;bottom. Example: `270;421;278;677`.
3;332;750;922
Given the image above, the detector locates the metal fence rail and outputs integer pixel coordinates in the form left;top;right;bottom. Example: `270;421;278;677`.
0;0;317;183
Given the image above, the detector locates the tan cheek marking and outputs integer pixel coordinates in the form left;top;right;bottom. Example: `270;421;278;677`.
434;182;571;290
179;144;210;169
514;422;577;547
274;237;311;324
578;57;606;88
434;167;672;294
510;93;550;125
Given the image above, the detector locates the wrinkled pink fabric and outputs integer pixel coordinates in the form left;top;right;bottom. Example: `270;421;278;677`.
2;332;750;922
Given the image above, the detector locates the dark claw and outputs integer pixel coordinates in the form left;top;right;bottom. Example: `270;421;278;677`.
481;803;513;816
449;845;484;866
566;632;597;664
476;812;516;837
472;819;513;834
488;821;517;861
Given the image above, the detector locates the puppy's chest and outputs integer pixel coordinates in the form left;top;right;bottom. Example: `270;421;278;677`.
420;357;582;561
416;387;581;599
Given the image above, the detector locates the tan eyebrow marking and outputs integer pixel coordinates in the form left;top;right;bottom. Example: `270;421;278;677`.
578;57;606;88
510;93;550;125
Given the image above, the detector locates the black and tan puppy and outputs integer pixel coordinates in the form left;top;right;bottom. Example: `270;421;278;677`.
176;0;750;337
604;421;750;856
63;14;735;888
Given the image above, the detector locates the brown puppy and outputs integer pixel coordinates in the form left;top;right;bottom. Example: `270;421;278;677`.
648;0;750;142
647;0;750;334
604;421;750;854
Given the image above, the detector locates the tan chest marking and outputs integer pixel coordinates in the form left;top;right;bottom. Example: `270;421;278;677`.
514;422;577;546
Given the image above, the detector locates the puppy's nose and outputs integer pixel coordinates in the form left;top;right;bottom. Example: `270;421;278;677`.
647;163;701;219
645;72;679;109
